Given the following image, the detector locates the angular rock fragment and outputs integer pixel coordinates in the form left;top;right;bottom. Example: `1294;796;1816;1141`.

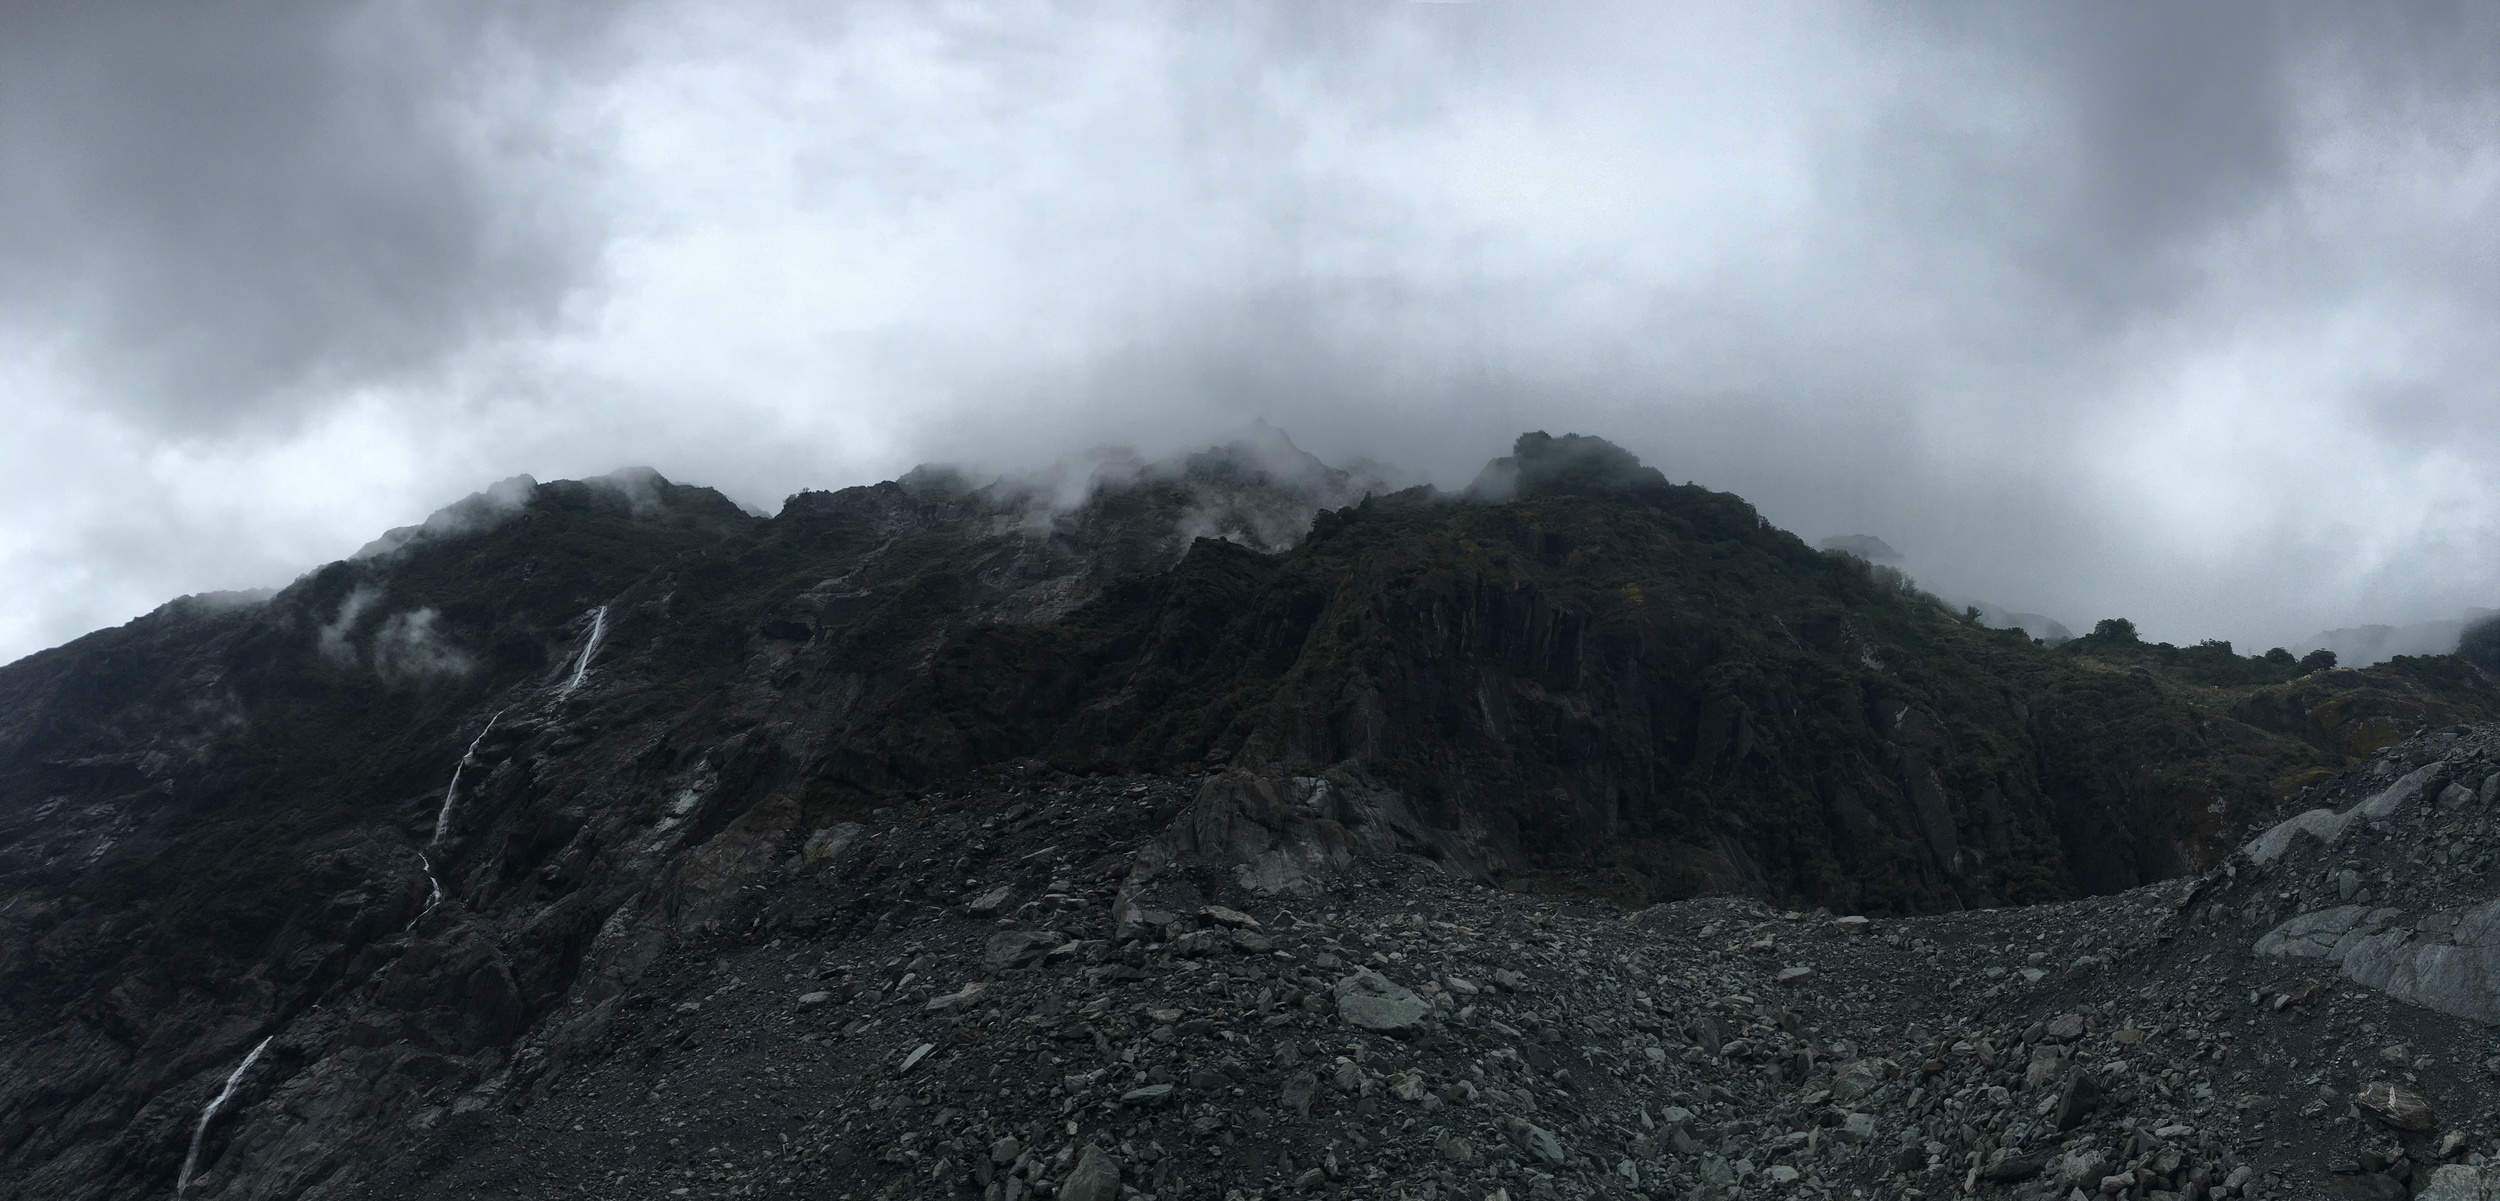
2357;1082;2438;1132
982;929;1064;972
1280;1071;1317;1116
1982;1149;2053;1181
967;884;1012;917
1837;1112;1877;1144
1500;1116;1567;1165
897;1043;934;1075
1200;905;1260;930
1332;969;1430;1031
1059;1145;1120;1201
2053;1068;2101;1131
2418;1165;2485;1201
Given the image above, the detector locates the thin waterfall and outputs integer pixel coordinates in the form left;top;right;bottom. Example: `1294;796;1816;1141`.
175;1035;272;1197
429;710;503;845
558;605;607;700
408;849;443;930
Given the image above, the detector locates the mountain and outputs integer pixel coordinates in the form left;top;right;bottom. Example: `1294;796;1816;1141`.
2297;614;2500;670
1816;535;2074;645
1;431;2496;1200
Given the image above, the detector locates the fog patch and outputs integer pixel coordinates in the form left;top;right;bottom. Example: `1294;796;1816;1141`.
974;423;1405;554
2299;611;2497;669
354;475;538;560
1960;601;2076;645
587;466;666;516
1161;425;1403;553
165;588;276;619
1818;535;1904;567
315;586;475;680
1825;532;2075;644
316;586;380;663
1466;432;1672;502
373;607;475;681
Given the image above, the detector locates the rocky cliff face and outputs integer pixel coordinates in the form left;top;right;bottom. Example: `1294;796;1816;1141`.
0;432;2492;1200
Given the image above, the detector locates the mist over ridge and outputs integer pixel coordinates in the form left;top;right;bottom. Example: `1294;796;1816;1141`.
42;419;2495;693
7;2;2500;668
10;415;2500;1199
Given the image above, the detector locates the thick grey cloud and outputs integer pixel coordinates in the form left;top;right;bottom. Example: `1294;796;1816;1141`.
3;0;2498;666
0;0;608;427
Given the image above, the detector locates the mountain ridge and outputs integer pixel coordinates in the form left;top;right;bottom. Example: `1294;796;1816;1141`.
2;430;2497;1199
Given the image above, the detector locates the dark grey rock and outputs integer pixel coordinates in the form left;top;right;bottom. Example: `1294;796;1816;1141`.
1059;1145;1120;1201
1332;969;1429;1031
2052;1068;2101;1132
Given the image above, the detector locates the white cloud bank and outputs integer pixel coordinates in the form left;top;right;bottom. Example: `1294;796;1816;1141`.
3;1;2499;665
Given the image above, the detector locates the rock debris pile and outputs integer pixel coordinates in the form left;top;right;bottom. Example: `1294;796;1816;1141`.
357;729;2500;1201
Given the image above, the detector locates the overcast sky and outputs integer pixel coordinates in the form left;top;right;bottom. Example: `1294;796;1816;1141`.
4;1;2498;665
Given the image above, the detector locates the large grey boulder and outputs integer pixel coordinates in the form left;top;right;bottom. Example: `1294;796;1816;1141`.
2256;900;2500;1024
2416;1165;2488;1201
1333;968;1431;1031
2253;905;2405;960
1059;1145;1120;1201
2244;762;2443;864
2342;900;2500;1024
1124;769;1496;901
1133;770;1357;895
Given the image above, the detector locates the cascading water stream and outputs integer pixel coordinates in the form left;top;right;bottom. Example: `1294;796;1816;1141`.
558;605;607;700
412;710;500;930
175;1035;272;1197
430;710;502;844
408;849;444;931
407;604;600;932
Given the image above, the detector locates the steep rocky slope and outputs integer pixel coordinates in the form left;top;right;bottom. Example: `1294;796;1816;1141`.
0;431;2493;1201
352;725;2500;1201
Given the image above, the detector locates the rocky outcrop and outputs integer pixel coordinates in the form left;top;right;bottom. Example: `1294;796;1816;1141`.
2238;729;2500;1026
1130;770;1357;897
2341;901;2500;1025
2245;761;2445;864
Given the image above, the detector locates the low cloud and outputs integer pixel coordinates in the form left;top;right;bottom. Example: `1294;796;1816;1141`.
315;586;474;682
966;424;1404;554
5;2;2500;666
586;466;667;517
372;608;476;682
355;475;538;560
316;586;381;665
